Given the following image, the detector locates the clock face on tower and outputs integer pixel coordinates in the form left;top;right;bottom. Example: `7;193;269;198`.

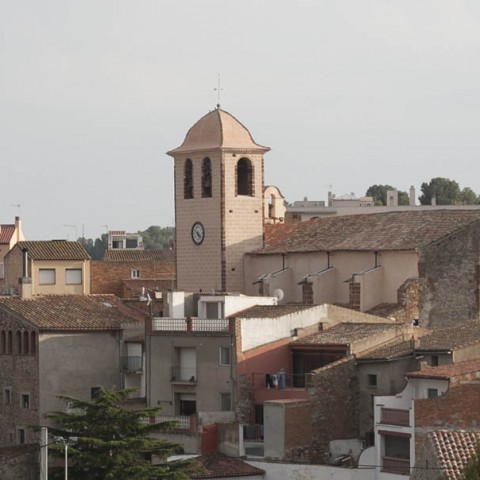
191;222;205;245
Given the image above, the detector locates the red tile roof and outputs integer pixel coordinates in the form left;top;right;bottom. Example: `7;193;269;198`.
407;358;480;380
257;210;480;254
16;241;90;260
0;225;15;244
102;249;174;262
0;295;141;331
232;304;317;318
291;322;397;346
191;454;265;478
429;429;480;480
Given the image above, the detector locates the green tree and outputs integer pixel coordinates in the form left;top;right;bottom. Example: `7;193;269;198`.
365;185;409;206
78;234;108;260
460;187;479;205
419;177;461;205
464;441;480;480
46;388;197;480
139;226;175;250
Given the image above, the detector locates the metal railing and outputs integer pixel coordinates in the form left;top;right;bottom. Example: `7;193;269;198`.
121;356;143;372
242;424;264;442
252;372;307;389
171;366;197;383
153;415;191;430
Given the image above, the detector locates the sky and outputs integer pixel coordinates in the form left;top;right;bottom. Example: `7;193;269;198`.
1;1;480;240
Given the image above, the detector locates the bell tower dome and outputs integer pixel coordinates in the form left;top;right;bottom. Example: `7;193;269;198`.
167;109;270;293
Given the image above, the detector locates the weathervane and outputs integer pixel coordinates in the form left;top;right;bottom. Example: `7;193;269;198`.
214;74;223;109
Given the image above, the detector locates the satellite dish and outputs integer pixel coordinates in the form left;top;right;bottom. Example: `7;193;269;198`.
273;288;284;301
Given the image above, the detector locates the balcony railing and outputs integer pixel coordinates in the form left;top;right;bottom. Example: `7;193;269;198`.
121;356;143;373
151;317;230;332
171;366;197;383
380;408;410;427
152;415;191;431
382;456;410;475
243;424;264;442
253;372;307;389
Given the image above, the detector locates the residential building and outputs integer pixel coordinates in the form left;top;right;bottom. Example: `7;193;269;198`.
107;230;144;250
0;294;144;447
0;217;25;291
3;240;91;297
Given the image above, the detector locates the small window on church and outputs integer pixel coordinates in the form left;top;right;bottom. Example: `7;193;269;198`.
184;159;194;199
202;158;212;198
237;158;253;196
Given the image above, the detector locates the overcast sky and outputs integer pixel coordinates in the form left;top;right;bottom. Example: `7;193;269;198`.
1;1;480;240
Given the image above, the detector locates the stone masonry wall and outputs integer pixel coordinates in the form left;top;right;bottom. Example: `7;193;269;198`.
418;221;480;328
284;400;313;463
306;356;359;464
0;445;38;480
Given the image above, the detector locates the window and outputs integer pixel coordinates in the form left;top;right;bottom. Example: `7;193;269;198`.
39;268;56;285
219;346;231;366
236;157;253;196
21;393;30;409
7;331;12;354
220;393;232;411
16;331;21;354
173;347;196;381
184;159;194;199
23;331;29;354
201;158;212;198
427;388;438;399
30;332;36;355
0;330;5;353
431;355;439;366
131;269;140;279
65;268;82;285
17;428;26;445
368;374;377;388
3;388;12;405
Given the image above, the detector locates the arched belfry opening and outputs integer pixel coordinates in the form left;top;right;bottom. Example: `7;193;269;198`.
202;157;212;198
237;157;254;196
184;159;193;199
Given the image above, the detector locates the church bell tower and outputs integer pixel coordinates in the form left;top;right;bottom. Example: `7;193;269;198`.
167;108;270;293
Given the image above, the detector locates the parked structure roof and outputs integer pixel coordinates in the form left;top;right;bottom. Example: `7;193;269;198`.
257;210;480;254
15;240;90;260
0;294;141;331
407;358;480;380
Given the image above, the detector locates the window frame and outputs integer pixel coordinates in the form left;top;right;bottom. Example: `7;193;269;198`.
131;269;141;279
65;268;83;285
39;268;56;285
220;392;232;412
219;346;231;366
21;393;30;409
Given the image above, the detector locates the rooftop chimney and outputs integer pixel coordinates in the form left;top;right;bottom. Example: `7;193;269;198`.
409;186;416;206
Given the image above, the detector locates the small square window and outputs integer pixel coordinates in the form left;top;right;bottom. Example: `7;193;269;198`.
368;374;377;388
220;393;232;411
131;269;140;279
17;428;26;445
219;346;231;366
427;388;438;399
21;393;30;409
431;355;439;367
39;269;56;285
65;269;82;285
8;432;13;443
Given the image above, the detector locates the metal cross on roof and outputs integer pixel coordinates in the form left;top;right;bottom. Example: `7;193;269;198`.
214;74;223;109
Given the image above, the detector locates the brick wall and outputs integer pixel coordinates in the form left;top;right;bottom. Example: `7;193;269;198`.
90;259;175;296
306;356;359;463
284;400;313;462
419;222;480;327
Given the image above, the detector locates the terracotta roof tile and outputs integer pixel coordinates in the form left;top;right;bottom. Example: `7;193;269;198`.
0;225;15;244
102;249;174;262
257;210;480;254
0;295;140;331
407;358;480;380
430;429;480;480
16;241;90;260
356;339;415;360
291;322;397;346
417;320;480;351
191;454;265;478
232;304;317;318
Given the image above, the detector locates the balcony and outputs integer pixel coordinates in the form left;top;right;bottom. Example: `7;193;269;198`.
380;408;410;427
121;356;143;373
382;457;410;476
171;366;197;383
151;415;191;431
151;317;231;333
242;424;264;457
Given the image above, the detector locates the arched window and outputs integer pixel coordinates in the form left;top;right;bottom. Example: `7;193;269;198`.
30;332;36;355
201;158;212;198
0;331;5;354
236;158;254;196
16;331;21;354
184;159;194;199
23;331;29;355
7;331;12;354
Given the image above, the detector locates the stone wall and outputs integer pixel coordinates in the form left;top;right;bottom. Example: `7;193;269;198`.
0;445;38;480
284;400;313;463
306;356;359;463
419;221;480;328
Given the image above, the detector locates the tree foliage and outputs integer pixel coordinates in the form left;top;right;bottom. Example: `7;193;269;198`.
419;177;461;205
365;185;409;206
78;234;108;260
46;388;197;480
140;226;175;250
464;441;480;480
